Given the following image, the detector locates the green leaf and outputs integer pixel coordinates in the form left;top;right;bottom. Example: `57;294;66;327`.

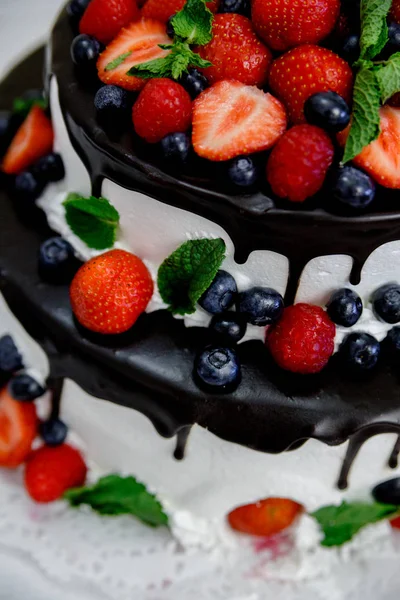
376;52;400;103
105;51;132;71
158;238;226;315
63;193;120;251
13;95;47;117
171;0;214;45
127;41;212;80
311;501;398;547
360;0;392;60
64;475;169;528
343;64;381;163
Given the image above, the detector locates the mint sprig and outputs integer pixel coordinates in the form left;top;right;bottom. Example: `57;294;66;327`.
311;501;398;547
105;51;132;71
158;238;226;315
13;95;47;117
63;193;120;251
171;0;214;45
376;52;400;103
360;0;392;60
64;475;169;528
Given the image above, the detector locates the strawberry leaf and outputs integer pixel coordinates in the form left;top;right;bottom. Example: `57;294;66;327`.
158;238;226;315
171;0;214;45
360;0;392;60
376;52;400;103
63;193;120;251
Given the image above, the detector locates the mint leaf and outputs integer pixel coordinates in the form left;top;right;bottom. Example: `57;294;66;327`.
311;501;398;547
64;475;169;528
343;64;381;163
158;238;226;315
360;0;392;60
128;41;211;80
105;51;132;71
171;0;213;45
13;95;47;117
376;52;400;103
63;193;120;251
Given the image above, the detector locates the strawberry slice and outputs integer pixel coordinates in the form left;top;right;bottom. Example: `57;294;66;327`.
192;80;287;161
80;0;141;46
0;388;37;468
228;497;304;537
97;20;172;92
1;106;54;175
141;0;219;22
338;106;400;189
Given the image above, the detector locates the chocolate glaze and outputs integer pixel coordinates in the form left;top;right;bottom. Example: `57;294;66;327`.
1;40;400;489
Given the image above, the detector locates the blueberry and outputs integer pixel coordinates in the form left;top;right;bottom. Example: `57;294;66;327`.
34;153;65;184
304;92;350;133
0;335;24;381
0;110;14;156
13;171;44;202
237;287;284;326
166;15;175;38
38;237;76;283
387;22;400;54
160;132;191;164
372;478;400;505
71;34;102;69
195;346;241;390
332;166;375;210
339;332;380;371
386;326;400;351
210;312;247;343
372;284;400;324
326;288;363;327
94;85;131;125
199;270;237;314
180;69;209;99
219;0;251;17
9;374;46;402
228;157;258;188
339;34;360;64
67;0;91;19
39;418;68;447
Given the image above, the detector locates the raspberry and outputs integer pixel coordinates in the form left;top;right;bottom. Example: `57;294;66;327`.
266;125;334;203
267;304;336;374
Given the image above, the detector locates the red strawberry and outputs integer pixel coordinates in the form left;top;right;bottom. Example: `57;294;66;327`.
70;249;154;335
97;20;172;92
192;80;287;161
252;0;340;52
132;78;192;143
24;444;87;503
390;0;400;24
266;125;334;202
197;14;272;87
267;304;335;374
1;106;54;175
228;498;304;537
390;516;400;529
0;388;37;468
80;0;140;45
141;0;219;22
337;106;400;189
269;45;353;124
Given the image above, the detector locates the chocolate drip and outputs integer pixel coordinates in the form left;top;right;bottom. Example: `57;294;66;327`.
174;426;192;461
47;376;64;420
389;435;400;469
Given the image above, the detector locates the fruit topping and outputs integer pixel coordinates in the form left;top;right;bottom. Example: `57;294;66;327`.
0;387;37;468
304;92;350;134
194;346;241;390
373;478;400;505
391;0;400;25
197;13;272;87
237;287;284;327
192;80;287;161
266;124;334;203
70;249;154;334
198;270;237;314
0;336;24;384
9;374;46;402
372;284;400;324
228;497;303;537
80;0;140;45
268;304;335;374
39;237;78;284
386;326;400;351
209;312;247;344
39;418;69;447
269;45;353;125
71;34;103;70
339;332;381;371
326;289;363;328
0;111;17;158
132;78;192;143
331;166;376;210
219;0;250;17
160;132;191;164
141;0;219;23
338;34;360;64
228;156;258;188
67;0;91;20
24;444;87;503
13;171;44;203
94;85;131;126
34;152;65;183
180;69;209;99
1;106;54;175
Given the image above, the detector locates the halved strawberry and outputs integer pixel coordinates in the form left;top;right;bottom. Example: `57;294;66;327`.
80;0;141;45
0;388;37;468
228;498;304;537
97;20;172;92
192;80;287;161
338;106;400;189
1;106;54;175
141;0;219;22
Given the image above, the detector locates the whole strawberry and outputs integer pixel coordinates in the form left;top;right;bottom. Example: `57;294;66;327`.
267;125;334;202
197;14;272;87
267;304;336;374
228;498;303;537
24;444;87;503
132;78;192;143
391;0;400;24
252;0;340;51
269;45;353;124
141;0;219;22
80;0;140;45
70;249;154;334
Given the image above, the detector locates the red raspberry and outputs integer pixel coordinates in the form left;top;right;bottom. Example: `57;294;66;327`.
132;78;192;143
267;304;336;374
24;444;87;503
266;125;334;203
